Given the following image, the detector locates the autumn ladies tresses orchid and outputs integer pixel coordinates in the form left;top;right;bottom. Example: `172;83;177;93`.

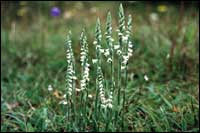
93;17;114;109
116;3;126;106
97;67;113;109
80;29;90;91
65;33;75;96
94;18;102;64
105;11;114;111
63;3;133;131
121;14;133;71
113;4;134;129
65;32;78;126
105;12;114;63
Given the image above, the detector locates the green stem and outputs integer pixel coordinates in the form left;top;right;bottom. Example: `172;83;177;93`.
111;51;114;92
84;89;88;130
66;95;70;130
94;76;99;131
72;61;76;128
122;64;128;130
80;91;84;129
117;37;123;105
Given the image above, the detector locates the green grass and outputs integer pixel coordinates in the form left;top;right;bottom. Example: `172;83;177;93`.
1;1;199;132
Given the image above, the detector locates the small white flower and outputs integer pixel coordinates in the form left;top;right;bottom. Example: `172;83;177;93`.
128;48;133;57
93;40;97;45
128;48;133;53
128;43;133;48
80;51;86;55
122;55;129;65
122;35;128;42
106;35;111;38
166;53;170;59
48;85;53;91
100;93;104;98
86;77;90;81
118;32;123;36
121;66;126;70
45;119;51;124
107;58;112;63
128;53;132;57
144;75;149;81
110;38;114;42
149;12;159;22
69;83;72;89
99;35;102;39
104;49;110;57
123;25;126;30
63;101;68;105
72;76;77;80
92;59;98;64
96;45;101;49
59;100;68;105
100;49;104;53
86;63;90;67
68;92;72;96
107;103;113;109
63;94;66;98
114;45;120;50
76;88;82;92
66;53;71;60
88;94;92;98
117;50;122;55
126;30;131;34
123;55;129;60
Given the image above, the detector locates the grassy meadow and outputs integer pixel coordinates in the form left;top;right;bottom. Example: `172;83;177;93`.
1;1;199;132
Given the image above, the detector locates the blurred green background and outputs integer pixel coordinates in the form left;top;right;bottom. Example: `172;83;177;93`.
1;1;199;132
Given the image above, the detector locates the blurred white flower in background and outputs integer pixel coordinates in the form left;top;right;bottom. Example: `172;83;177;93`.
149;12;159;22
48;85;53;91
144;75;149;81
90;7;97;13
63;11;73;20
107;58;112;63
72;76;77;80
45;119;51;124
104;49;110;57
92;59;98;64
166;53;170;59
63;94;66;98
88;94;93;98
76;88;81;92
59;100;68;105
114;45;120;50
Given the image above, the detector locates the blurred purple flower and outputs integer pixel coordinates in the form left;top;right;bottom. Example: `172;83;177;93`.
51;7;61;17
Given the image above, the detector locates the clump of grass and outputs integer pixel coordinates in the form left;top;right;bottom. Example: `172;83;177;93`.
1;2;199;132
